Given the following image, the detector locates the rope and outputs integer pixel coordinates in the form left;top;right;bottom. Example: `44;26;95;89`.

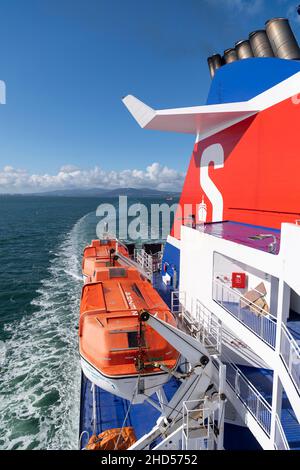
113;378;140;450
92;383;97;435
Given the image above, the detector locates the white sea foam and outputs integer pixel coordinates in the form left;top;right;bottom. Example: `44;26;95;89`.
0;212;94;450
0;205;167;450
0;341;6;365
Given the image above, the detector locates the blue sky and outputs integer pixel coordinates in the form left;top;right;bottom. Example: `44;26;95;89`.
0;0;299;193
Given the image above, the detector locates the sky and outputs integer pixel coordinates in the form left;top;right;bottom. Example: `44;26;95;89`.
0;0;299;193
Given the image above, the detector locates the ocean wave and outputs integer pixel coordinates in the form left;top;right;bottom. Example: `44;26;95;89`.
0;212;94;450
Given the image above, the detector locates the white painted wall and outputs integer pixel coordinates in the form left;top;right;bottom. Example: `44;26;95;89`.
281;223;300;296
179;225;279;319
179;223;300;321
213;252;273;311
178;224;300;425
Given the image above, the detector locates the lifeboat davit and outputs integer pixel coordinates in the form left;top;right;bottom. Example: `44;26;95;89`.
79;266;180;403
82;239;130;283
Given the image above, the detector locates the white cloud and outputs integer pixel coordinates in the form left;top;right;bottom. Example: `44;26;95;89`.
0;163;185;193
207;0;263;16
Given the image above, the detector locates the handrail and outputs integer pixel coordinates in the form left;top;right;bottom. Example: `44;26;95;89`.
117;252;152;281
274;414;290;450
182;399;215;450
134;248;163;276
195;299;222;355
280;322;300;391
281;322;300;358
226;359;272;410
171;290;291;449
213;279;277;349
171;292;222;355
214;279;277;322
212;354;291;449
214;281;300;399
214;354;273;437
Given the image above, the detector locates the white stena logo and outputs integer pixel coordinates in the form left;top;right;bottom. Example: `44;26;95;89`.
200;143;224;221
0;80;6;104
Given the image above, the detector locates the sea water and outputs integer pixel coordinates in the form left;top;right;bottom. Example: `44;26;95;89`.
0;195;173;450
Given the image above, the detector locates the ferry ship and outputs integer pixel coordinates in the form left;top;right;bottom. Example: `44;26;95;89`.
79;17;300;450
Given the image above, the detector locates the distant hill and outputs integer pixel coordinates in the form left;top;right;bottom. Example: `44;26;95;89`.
21;187;180;198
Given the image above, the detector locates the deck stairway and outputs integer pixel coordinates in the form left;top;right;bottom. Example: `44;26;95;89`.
170;282;300;450
234;366;300;450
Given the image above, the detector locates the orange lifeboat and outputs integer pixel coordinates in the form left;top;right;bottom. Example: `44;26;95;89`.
82;239;130;283
79;266;179;403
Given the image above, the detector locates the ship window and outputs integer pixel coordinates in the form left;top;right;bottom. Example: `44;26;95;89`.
100;240;109;245
127;331;145;348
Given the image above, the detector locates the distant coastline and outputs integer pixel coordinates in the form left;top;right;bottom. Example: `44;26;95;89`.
0;187;180;198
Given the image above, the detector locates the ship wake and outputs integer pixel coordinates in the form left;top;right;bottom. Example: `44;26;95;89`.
0;213;94;450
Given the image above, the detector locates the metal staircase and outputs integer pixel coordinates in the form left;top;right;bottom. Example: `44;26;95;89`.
171;290;294;450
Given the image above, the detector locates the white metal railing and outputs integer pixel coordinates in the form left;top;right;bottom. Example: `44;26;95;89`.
171;290;186;317
213;358;291;449
274;414;290;450
134;249;162;275
117;251;152;281
213;280;277;349
182;400;216;450
280;323;300;391
214;281;300;407
153;251;163;273
195;300;222;355
171;292;222;355
224;360;272;436
134;248;152;275
172;290;291;449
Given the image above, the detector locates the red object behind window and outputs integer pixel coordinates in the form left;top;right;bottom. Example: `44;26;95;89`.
231;272;246;289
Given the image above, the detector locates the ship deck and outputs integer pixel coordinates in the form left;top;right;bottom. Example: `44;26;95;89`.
202;221;281;254
79;373;181;448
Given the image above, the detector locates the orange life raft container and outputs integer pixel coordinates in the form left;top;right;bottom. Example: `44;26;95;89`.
82;239;130;282
79;265;179;403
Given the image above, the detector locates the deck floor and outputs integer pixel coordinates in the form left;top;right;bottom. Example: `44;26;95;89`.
79;373;181;448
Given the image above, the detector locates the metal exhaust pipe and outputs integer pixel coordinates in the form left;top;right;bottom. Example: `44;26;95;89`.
249;30;274;57
265;18;300;60
207;57;215;78
223;48;238;64
206;16;299;79
235;40;254;59
207;53;222;78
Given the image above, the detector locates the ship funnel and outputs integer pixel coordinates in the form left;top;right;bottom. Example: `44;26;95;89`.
265;18;300;60
223;48;238;64
235;40;254;59
249;30;275;57
207;57;215;78
207;54;222;78
206;17;300;79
